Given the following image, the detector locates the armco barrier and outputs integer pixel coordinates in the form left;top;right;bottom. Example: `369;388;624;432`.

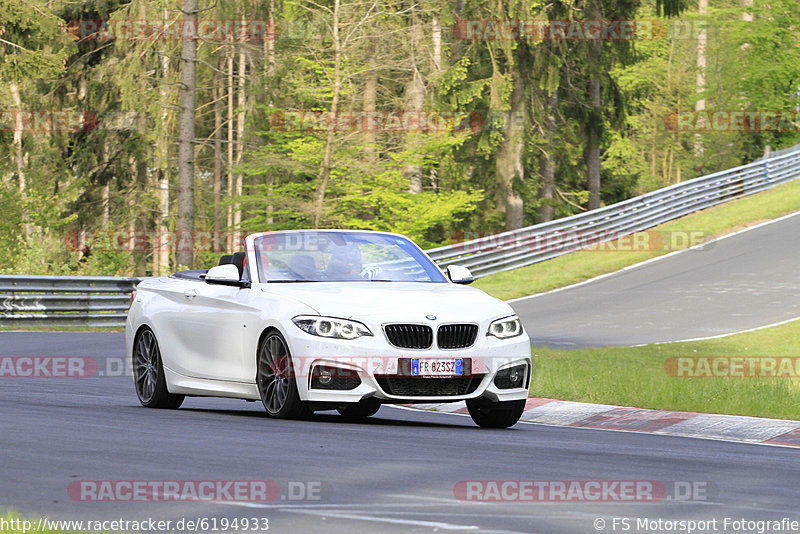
426;144;800;277
0;275;142;327
0;143;798;326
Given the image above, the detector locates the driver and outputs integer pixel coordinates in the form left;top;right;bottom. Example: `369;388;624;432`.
325;245;383;281
325;245;362;280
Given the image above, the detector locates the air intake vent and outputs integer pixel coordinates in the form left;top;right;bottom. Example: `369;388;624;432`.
384;324;433;349
437;324;479;349
376;376;484;397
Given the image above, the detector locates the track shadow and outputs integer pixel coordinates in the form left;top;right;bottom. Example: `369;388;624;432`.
169;405;476;429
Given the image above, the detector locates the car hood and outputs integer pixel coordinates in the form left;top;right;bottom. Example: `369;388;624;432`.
258;282;514;323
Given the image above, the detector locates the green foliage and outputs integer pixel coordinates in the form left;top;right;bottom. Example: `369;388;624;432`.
615;0;800;188
602;132;645;199
238;121;484;247
0;0;794;276
0;0;72;80
0;188;23;273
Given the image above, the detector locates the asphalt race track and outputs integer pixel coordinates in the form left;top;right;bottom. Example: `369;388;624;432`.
3;214;800;533
513;212;800;348
3;332;800;533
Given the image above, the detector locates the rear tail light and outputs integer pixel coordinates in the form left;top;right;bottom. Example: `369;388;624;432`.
129;289;137;311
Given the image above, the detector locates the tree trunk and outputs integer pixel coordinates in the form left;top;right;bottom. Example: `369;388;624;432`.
101;144;110;226
586;0;602;211
131;155;148;276
362;41;378;166
130;0;147;276
101;184;110;226
213;79;223;253
153;38;172;276
495;69;525;230
403;7;425;194
226;48;235;251
157;168;170;275
312;0;341;227
10;79;31;237
431;15;442;73
175;0;198;269
266;0;276;72
538;89;558;223
694;0;708;156
265;0;276;225
586;106;601;210
127;158;136;269
233;48;246;248
452;0;465;62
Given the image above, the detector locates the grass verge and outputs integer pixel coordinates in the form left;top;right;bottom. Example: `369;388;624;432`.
530;319;800;420
475;178;800;301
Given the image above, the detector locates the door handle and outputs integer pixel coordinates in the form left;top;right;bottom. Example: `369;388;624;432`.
183;289;197;299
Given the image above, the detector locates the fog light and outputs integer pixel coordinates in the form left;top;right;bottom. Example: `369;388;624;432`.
493;364;528;390
318;368;333;385
311;365;362;390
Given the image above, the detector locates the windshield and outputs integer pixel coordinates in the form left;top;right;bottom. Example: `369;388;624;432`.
252;231;448;283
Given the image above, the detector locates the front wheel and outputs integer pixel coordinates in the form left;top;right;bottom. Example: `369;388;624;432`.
466;398;526;428
132;328;184;409
257;331;310;419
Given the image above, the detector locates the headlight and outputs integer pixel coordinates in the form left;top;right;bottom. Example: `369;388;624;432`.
487;315;523;339
292;316;373;340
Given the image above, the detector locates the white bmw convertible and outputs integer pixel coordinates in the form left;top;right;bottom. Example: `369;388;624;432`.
126;230;532;428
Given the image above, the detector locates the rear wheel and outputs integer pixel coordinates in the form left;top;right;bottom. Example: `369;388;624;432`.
257;331;310;419
337;398;381;418
466;398;525;428
133;328;184;409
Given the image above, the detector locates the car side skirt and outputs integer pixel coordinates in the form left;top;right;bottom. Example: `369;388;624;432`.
163;365;260;400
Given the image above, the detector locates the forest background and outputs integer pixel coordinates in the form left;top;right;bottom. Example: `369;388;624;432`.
1;0;798;275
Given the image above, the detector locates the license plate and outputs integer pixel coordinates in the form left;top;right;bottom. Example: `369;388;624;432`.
411;358;463;377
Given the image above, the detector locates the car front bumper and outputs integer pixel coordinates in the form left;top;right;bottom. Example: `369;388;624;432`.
286;332;532;404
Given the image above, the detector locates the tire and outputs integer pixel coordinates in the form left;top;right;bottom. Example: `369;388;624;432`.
132;328;184;409
257;330;311;419
466;398;526;428
337;398;381;418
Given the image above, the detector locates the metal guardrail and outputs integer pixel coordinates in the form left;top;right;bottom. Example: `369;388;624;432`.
754;143;800;162
427;144;800;277
0;142;798;327
0;275;142;327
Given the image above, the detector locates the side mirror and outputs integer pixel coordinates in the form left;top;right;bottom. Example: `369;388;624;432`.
205;264;251;288
446;265;474;285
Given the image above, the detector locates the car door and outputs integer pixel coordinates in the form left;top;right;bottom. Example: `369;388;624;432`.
176;281;260;382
